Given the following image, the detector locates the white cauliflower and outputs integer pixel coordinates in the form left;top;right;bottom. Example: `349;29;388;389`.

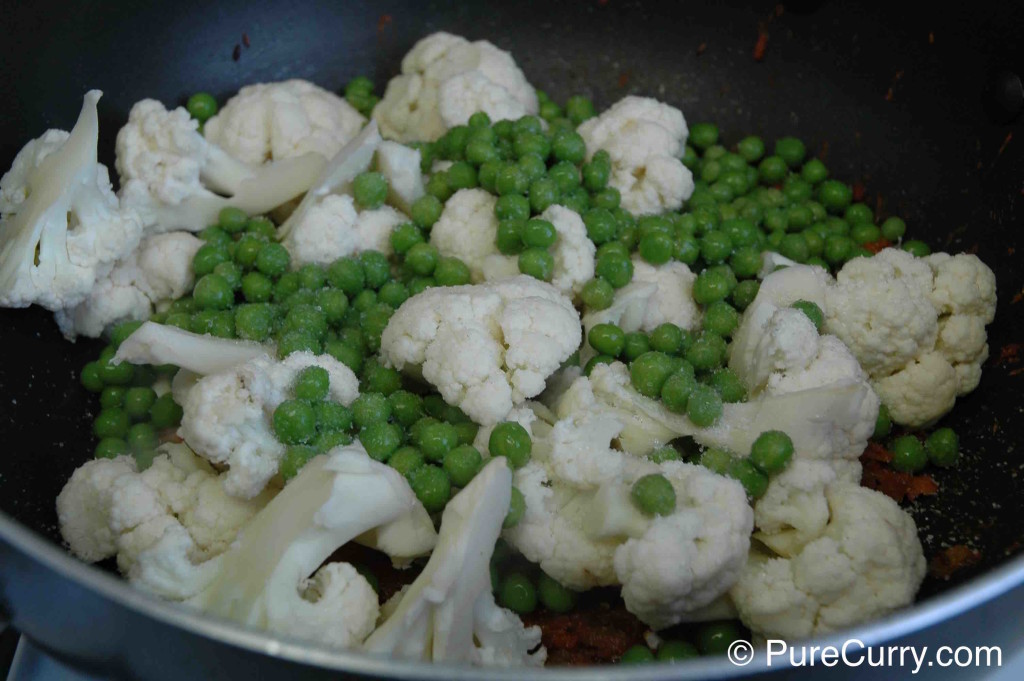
577;96;694;215
826;248;997;426
282;193;407;265
731;483;926;641
55;231;202;338
376;140;425;213
56;443;275;597
503;382;752;630
116;98;326;233
178;351;360;498
373;32;538;143
203;79;365;165
541;205;595;296
364;458;546;666
0;91;143;312
379;276;581;426
114;321;270;375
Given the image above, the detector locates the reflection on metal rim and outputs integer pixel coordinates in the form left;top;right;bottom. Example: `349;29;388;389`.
3;509;1024;680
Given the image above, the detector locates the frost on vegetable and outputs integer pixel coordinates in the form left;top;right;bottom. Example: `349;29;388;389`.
373;32;538;143
116;99;327;233
203;79;366;165
0;90;143;312
379;276;581;426
364;458;547;666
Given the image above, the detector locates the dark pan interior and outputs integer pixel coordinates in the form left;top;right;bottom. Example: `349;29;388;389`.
1;0;1022;604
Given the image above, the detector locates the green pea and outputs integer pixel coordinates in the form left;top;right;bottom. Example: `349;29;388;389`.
774;137;806;167
791;300;824;332
803;229;825;257
503;486;526;528
494;164;527;196
466;138;500;165
681;144;699;169
528;177;560;213
377;280;409;309
551;130;586;164
272;272;301;303
349;392;389;429
93;407;131;439
192;243;230;278
408;464;451;513
255;243;290;278
756;158;787;188
273;399;316;445
280;446;317;481
149;394;183;430
699;447;733;474
538;572;576;613
817;180;853;213
407;277;435;295
698;621;743;655
926;428;960;468
622;332;651;362
649;323;683;354
126;422;158;455
443;445;482;487
661;369;697;413
186;92;218;122
750;430;794;475
123;387;156;421
800;157;828;184
406;243;439;276
658;640;700;662
416;421;459;461
850;222;882;245
647;445;682;463
277;329;321;356
353;172;388;209
628;351;676;398
548;161;580;193
891;435;927;473
595;251;633;288
98;356;135;386
685;333;727;372
232;303;273;341
95;437;130;460
620;645;655;664
360;422;403;462
902;239;931;257
690;123;719;150
193;274;234;310
589;323;626;357
592;186;621;211
581;278;615;311
99;386;125;409
709;367;746;403
410;195;443;229
315;401;352;433
389;447;425;478
729;247;762;279
824;235;854;266
390;223;424;256
881;216;907;241
638;232;674;265
80;362;104;392
693;269;731;305
703;301;739;337
499;572;538;616
736;135;765;162
583;354;614;376
732;279;760;311
289;366;327;402
454;421;479;446
445;161;477;190
687;384;723;427
873;403;893;440
489;422;532;468
518;248;554;282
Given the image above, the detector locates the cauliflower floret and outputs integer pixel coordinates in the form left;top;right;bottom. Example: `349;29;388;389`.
282;193;407;266
542;205;596;296
379;277;581;425
203;79;365;165
825;248;938;378
116;99;325;233
56;444;274;599
178;351;359;498
55;231;202;338
430;193;593;297
503;389;752;629
429;188;502;280
373;32;538;143
0;91;143;312
737;307;819;394
872;352;957;427
825;248;997;426
376;140;425;213
731;483;926;641
629;258;702;331
766;335;868;396
365;458;546;666
577;96;694;215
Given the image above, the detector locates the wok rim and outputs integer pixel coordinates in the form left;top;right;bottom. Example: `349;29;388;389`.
3;508;1022;679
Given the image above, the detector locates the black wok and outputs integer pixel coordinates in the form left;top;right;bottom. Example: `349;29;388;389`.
1;0;1022;678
